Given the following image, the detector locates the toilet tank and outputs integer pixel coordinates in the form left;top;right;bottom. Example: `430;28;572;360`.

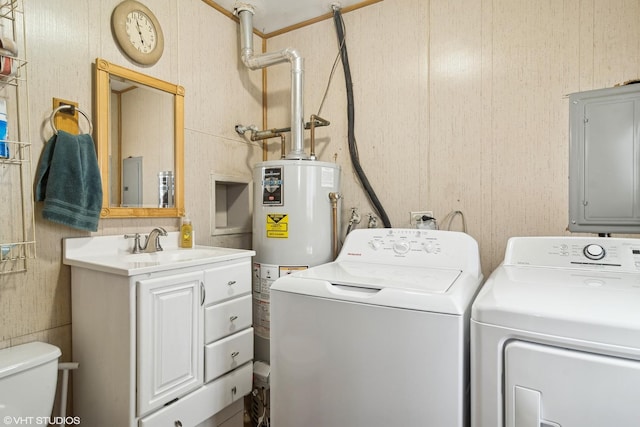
0;342;61;421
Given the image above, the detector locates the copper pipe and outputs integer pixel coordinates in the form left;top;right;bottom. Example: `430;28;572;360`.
329;192;341;260
309;115;330;128
246;116;330;160
251;127;291;140
280;134;286;159
309;115;329;160
250;118;330;141
248;131;285;161
310;114;316;159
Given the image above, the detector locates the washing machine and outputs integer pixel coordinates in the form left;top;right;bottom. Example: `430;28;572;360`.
471;236;640;427
269;228;483;427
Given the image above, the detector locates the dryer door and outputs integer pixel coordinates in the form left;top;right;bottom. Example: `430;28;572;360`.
505;341;640;427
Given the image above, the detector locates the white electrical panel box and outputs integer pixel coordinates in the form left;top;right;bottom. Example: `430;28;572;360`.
569;84;640;234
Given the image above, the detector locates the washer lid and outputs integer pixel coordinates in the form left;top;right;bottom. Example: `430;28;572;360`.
472;265;640;349
294;261;460;293
272;260;482;314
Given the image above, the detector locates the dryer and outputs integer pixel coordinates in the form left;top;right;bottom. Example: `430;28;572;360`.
472;236;640;427
270;228;483;427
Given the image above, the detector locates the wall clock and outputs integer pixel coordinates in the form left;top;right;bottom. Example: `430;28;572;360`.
111;0;164;66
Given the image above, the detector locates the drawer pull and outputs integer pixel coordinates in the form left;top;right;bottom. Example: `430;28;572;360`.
230;315;238;322
227;280;237;286
200;282;205;306
175;421;183;427
231;351;239;358
232;386;237;395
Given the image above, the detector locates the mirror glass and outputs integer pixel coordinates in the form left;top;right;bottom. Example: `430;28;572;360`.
95;58;185;218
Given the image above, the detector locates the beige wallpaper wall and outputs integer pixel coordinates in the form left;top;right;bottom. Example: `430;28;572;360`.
0;0;639;409
0;0;262;359
265;0;640;276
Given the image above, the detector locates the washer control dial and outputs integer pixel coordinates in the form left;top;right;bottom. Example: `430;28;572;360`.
422;242;435;253
369;239;383;250
583;244;605;260
393;241;411;254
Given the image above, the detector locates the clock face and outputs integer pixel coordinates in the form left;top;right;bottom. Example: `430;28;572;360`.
112;0;164;65
125;10;157;53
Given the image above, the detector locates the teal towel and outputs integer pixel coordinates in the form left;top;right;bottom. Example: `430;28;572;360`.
34;130;102;231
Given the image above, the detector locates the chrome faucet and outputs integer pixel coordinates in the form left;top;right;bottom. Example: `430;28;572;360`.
125;227;168;254
124;233;142;253
142;227;168;253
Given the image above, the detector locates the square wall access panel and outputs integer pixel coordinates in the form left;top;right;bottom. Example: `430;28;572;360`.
210;174;252;236
569;84;640;234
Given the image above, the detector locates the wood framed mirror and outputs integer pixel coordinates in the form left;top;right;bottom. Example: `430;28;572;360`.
94;58;185;218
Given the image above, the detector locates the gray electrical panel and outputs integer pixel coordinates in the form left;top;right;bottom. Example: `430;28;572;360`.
569;84;640;234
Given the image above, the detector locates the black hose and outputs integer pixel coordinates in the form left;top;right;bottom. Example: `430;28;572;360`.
332;9;392;228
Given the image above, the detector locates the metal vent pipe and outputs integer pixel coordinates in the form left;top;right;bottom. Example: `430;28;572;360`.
235;4;306;159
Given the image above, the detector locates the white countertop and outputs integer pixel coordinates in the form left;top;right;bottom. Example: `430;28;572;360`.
63;232;255;276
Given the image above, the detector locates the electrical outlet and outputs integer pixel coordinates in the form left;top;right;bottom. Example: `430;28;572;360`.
410;211;434;225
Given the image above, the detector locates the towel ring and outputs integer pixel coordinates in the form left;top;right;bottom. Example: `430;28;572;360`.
49;105;93;135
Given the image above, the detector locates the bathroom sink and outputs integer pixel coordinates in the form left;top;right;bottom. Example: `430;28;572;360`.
122;248;229;263
63;232;255;276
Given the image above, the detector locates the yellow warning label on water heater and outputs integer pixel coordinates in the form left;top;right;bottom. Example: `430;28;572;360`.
266;214;289;238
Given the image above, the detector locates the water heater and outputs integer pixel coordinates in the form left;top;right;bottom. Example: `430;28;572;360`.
252;159;340;361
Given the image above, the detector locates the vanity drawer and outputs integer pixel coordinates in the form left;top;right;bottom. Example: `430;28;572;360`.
205;294;252;344
205;328;253;383
139;361;252;427
204;259;251;305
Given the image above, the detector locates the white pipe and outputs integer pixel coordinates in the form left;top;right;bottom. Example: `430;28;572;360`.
236;5;306;159
57;362;79;427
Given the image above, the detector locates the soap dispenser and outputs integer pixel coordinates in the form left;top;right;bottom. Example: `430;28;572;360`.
180;215;194;248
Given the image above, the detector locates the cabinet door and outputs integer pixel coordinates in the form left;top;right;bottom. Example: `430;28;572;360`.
137;271;204;416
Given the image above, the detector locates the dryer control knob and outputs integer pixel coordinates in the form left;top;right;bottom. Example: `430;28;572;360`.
584;244;605;260
393;241;411;254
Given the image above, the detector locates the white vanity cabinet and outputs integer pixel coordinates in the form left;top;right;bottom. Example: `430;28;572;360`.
137;271;204;416
203;263;254;383
64;235;254;427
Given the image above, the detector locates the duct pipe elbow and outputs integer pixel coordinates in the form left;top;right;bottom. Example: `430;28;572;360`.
236;6;307;159
233;3;255;15
242;50;290;70
242;48;302;71
240;49;254;68
282;47;302;67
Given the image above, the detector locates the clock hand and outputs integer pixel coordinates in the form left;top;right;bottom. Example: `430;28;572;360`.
136;19;145;46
